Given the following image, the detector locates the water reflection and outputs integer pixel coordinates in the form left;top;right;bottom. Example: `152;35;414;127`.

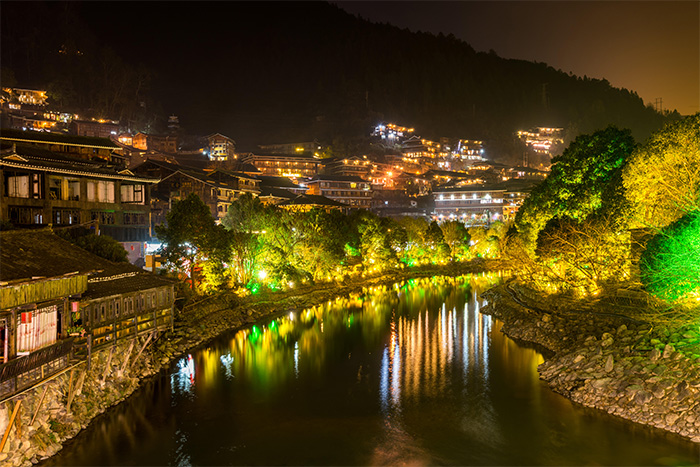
42;273;700;467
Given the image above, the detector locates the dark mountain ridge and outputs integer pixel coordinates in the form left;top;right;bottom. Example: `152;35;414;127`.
1;2;672;158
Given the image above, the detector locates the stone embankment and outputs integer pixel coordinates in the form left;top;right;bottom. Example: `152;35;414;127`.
2;261;497;467
481;282;700;444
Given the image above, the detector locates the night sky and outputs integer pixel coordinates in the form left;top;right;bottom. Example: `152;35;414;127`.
337;1;700;115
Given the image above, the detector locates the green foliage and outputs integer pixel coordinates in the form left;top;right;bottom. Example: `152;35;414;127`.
515;126;636;249
623;113;700;229
357;213;399;272
55;227;129;263
155;193;219;289
640;211;700;304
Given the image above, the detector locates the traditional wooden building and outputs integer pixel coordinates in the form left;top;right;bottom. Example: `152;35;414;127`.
0;229;175;401
304;175;372;210
242;153;319;179
131;159;260;225
0;143;157;260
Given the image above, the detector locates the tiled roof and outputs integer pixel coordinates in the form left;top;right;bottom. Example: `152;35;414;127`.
0;128;119;149
1;144;157;183
0;229;173;295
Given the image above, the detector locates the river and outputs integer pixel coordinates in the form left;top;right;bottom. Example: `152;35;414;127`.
43;274;699;466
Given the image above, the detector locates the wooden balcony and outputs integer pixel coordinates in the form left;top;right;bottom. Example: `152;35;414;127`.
0;338;75;401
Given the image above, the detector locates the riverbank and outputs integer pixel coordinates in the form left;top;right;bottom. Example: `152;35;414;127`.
481;281;700;444
2;260;502;467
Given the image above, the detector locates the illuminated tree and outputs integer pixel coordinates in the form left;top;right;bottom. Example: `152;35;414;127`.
515;126;636;249
535;215;631;296
357;213;398;272
439;221;470;261
296;208;350;282
155;193;220;290
640;210;700;304
222;194;267;284
623;113;700;229
397;217;430;265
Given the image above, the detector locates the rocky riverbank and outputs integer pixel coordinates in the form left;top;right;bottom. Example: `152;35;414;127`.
2;261;499;467
481;281;700;444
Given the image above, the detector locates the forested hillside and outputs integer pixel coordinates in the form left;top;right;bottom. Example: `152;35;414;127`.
1;2;674;157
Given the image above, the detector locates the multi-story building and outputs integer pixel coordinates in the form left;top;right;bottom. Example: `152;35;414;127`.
453;139;485;160
0;144;157;260
206;133;236;162
1;88;48;107
320;156;371;179
401;136;442;159
432;185;505;225
304;175;372;210
500;179;537;221
70;119;120;139
371;123;415;149
132;159;260;225
242;153;319;179
132;132;178;154
517;127;564;155
0;228;174;400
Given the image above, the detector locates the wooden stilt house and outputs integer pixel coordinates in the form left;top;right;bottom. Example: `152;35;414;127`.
0;228;175;401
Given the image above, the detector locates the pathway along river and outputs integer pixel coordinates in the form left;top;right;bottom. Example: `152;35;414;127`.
43;274;699;466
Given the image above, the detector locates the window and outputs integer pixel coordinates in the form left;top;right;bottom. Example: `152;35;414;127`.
121;184;144;203
49;176;63;200
91;211;116;224
67;179;80;200
52;208;81;225
4;172;30;198
87;180;115;203
9;206;44;225
123;212;147;225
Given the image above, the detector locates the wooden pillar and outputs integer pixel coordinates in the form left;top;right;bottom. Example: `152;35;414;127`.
9;310;17;361
0;400;21;452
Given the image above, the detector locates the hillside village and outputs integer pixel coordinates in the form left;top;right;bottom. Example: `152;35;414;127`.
0;86;561;263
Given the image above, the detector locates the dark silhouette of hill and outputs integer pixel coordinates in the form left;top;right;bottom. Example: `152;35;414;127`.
1;2;674;158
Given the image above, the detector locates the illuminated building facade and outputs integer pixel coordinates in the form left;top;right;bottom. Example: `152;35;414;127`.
432;185;505;225
70;119;120;139
243;153;319;179
131;159;260;225
401;136;442;159
1;88;48;107
321;156;371;179
0;145;156;258
372;123;415;145
517;127;564;155
305;175;372;210
453;139;484;160
206;133;236;162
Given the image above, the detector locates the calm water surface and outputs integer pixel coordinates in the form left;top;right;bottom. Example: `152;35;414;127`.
44;275;699;466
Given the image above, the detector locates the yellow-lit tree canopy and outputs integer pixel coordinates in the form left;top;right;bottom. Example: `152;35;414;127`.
623;112;700;229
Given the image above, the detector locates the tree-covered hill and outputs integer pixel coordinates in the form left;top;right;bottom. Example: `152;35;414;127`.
1;2;674;157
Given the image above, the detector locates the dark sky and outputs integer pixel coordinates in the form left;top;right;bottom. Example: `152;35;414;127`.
336;1;700;115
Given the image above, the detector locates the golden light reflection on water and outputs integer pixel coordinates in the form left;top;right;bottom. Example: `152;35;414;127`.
171;274;508;401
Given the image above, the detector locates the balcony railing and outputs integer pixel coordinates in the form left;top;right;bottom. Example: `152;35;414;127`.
0;338;75;401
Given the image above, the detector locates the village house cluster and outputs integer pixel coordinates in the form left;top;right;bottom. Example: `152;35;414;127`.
0;86;563;259
0;86;560;400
